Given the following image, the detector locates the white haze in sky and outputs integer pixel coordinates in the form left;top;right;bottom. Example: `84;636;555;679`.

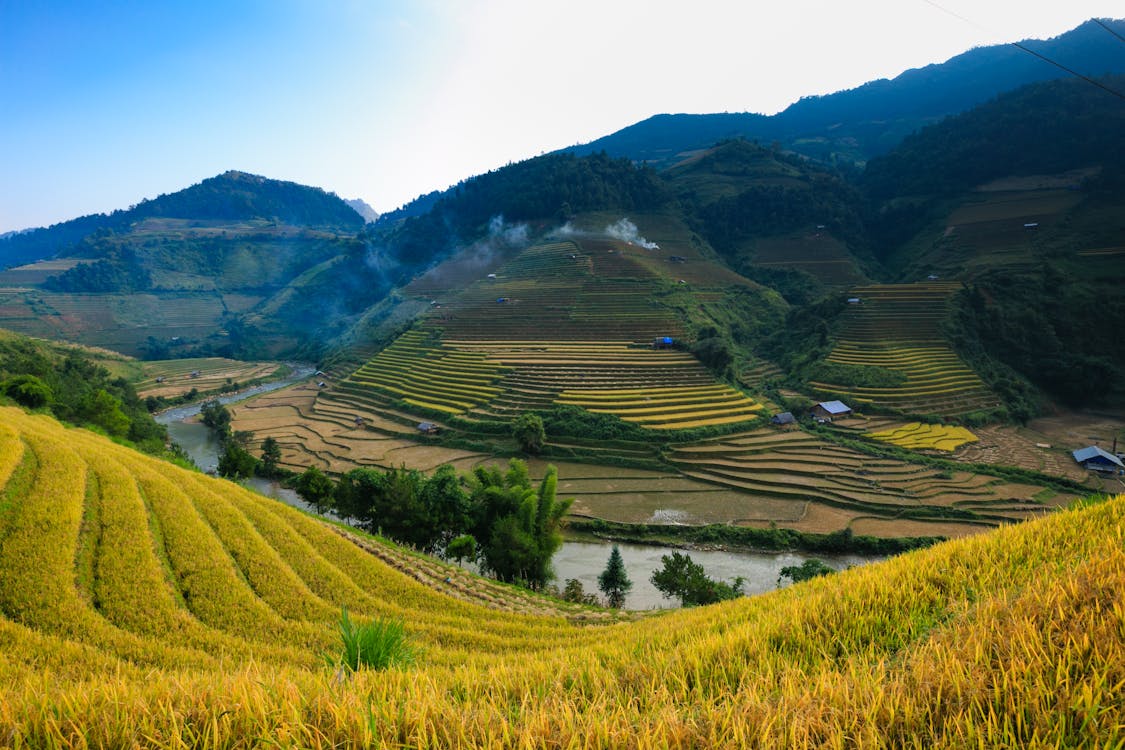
0;0;1121;232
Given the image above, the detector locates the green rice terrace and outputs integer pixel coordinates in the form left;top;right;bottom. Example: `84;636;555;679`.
809;283;1000;417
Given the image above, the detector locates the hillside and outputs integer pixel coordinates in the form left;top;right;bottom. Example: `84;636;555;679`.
565;19;1125;168
0;407;1122;746
0;328;167;452
863;74;1125;409
0;172;377;358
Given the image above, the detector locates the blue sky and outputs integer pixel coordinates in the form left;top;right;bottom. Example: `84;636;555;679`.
1;1;1121;233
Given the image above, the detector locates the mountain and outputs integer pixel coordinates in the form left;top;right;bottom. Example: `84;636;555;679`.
0;171;363;271
0;172;372;358
345;198;380;223
0;404;1120;745
566;19;1125;169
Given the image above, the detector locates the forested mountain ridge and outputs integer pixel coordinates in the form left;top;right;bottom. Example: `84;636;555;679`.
0;171;364;270
564;19;1125;169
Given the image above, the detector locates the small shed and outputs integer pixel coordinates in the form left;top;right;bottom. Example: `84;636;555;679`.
417;422;440;435
812;400;852;422
771;412;796;426
1024;222;1039;230
1072;445;1124;473
496;297;509;304
927;274;940;281
487;273;497;279
653;336;675;349
847;297;861;304
668;255;686;263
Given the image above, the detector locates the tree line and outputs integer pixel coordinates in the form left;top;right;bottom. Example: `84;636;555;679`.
294;459;571;590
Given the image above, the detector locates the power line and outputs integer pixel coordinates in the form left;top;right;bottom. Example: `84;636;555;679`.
1093;18;1125;46
1009;41;1125;101
918;0;1125;101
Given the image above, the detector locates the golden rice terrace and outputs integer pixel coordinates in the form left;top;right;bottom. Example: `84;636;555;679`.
0;407;1122;747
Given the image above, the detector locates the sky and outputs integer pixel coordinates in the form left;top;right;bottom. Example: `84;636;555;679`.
1;0;1122;233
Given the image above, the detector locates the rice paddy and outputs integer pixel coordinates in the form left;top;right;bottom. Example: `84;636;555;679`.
668;427;1072;537
866;422;979;452
810;283;1000;417
0;406;1122;747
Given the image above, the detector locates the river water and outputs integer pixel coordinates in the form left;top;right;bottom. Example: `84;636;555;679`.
158;367;883;609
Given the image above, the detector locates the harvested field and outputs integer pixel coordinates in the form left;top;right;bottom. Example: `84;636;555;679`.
955;413;1125;492
747;230;866;287
668;427;1075;537
849;517;997;539
137;358;282;399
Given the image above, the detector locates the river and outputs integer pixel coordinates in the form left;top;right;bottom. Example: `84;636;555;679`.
158;368;883;609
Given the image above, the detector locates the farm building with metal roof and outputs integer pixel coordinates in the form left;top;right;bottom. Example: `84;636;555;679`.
1072;445;1124;473
812;400;853;421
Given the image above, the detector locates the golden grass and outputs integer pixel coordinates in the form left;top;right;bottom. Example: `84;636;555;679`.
867;422;979;452
4;406;1122;747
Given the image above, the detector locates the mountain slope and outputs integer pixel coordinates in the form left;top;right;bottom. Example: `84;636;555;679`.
0;407;1121;746
862;74;1125;410
566;19;1125;168
0;172;375;358
0;171;362;270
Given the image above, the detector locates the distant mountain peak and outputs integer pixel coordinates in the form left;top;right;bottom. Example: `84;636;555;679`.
345;198;380;224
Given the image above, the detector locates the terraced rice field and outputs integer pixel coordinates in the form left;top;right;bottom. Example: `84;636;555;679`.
867;422;979;452
135;357;282;399
418;240;685;342
336;236;770;431
0;290;229;356
748;230;866;287
667;427;1072;537
335;333;764;431
557;384;762;430
810;283;1000;417
347;330;506;415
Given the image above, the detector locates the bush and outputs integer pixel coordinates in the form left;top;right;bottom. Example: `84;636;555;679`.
512;413;546;454
329;607;414;672
0;374;53;408
777;558;834;587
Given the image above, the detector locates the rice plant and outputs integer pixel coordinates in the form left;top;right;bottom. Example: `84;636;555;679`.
329;606;415;672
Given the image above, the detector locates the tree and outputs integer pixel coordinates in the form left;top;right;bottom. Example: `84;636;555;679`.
651;552;744;607
199;399;232;437
777;558;834;587
598;545;632;608
334;467;384;530
561;578;599;605
512;413;546;455
295;466;335;514
446;534;476;567
473;460;572;589
259;436;282;477
81;389;130;437
690;337;733;374
419;464;471;553
217;442;258;480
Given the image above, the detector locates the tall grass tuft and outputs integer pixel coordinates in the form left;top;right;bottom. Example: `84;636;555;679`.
330;606;415;672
